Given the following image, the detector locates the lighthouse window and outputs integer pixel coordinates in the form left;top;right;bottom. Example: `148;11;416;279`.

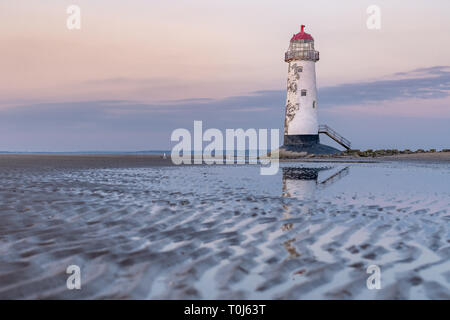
313;101;316;108
301;89;307;96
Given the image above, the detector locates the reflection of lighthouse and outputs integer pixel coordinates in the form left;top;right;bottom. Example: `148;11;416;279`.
280;166;350;259
282;166;350;201
282;167;321;201
281;25;351;154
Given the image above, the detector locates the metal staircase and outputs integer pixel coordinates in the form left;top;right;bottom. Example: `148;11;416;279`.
318;124;351;150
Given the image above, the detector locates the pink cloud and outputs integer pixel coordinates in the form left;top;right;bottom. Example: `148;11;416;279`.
323;97;450;119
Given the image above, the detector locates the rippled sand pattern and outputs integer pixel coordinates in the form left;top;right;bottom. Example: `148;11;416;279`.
0;162;449;299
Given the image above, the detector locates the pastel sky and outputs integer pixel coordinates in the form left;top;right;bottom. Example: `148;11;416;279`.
1;0;449;151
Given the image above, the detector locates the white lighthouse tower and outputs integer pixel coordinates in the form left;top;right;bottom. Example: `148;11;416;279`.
282;25;350;154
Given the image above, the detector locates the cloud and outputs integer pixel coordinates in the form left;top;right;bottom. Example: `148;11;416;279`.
141;65;450;113
83;77;177;86
323;97;450;118
318;66;450;108
0;66;449;150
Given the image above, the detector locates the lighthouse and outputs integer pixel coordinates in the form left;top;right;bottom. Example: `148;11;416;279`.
281;25;351;155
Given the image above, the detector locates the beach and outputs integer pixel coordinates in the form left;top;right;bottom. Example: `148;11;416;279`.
0;154;449;299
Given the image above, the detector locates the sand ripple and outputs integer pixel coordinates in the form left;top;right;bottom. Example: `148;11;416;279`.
0;162;449;299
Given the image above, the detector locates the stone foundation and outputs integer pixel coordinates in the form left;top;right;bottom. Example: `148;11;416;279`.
280;134;341;157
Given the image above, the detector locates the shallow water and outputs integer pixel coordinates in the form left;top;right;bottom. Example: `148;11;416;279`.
0;161;449;299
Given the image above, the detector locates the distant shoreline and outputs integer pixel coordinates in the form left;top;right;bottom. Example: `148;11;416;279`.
280;152;450;163
0;151;449;170
301;151;450;162
0;153;172;169
376;151;450;162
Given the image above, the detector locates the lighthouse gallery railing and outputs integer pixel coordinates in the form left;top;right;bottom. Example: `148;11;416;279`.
285;50;319;62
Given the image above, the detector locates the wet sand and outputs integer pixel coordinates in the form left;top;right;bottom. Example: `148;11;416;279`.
1;151;448;169
0;154;173;169
0;154;449;299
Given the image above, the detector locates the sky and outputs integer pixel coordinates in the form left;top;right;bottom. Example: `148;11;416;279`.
0;0;449;151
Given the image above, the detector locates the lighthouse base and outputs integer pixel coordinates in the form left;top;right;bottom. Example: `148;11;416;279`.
280;134;341;156
284;134;320;146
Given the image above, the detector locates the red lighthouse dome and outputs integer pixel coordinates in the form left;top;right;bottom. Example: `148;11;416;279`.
290;25;314;41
